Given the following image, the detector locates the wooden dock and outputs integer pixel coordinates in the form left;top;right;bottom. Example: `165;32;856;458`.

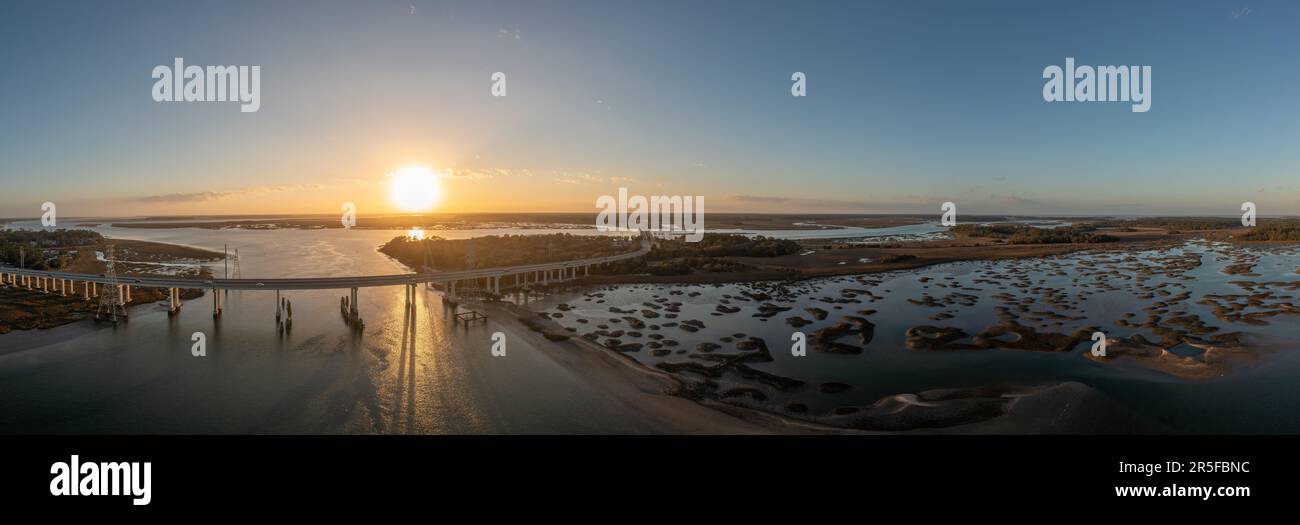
455;310;487;324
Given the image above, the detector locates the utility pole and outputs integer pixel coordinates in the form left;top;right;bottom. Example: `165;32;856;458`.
95;245;127;323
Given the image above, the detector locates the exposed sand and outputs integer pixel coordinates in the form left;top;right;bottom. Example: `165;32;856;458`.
475;300;842;434
474;298;1169;435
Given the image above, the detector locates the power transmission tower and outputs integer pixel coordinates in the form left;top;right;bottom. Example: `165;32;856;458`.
462;241;480;293
95;245;127;323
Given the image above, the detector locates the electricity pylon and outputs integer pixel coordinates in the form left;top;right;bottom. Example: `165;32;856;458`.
95;245;127;323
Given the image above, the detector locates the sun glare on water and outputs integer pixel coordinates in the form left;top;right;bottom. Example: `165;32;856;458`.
407;227;425;240
388;165;442;212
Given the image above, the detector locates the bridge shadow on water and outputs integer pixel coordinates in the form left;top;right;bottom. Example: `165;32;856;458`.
389;297;418;434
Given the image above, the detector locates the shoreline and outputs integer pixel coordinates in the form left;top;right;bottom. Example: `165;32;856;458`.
494;235;1297;434
486;297;1169;434
0;237;222;336
554;234;1300;288
472;299;846;434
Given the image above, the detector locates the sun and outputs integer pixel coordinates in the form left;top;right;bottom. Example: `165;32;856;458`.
388;165;442;212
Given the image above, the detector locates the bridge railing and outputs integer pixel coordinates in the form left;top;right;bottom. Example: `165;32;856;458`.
0;238;651;291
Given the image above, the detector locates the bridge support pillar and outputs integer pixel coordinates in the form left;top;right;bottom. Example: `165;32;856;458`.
212;288;222;318
349;287;359;319
167;287;182;315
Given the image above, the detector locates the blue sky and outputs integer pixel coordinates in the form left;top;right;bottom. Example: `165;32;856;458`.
1;0;1297;216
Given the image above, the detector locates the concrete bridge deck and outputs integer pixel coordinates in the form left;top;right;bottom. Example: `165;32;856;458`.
0;236;652;320
1;239;649;290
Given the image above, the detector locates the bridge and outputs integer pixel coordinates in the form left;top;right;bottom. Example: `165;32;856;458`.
0;233;653;322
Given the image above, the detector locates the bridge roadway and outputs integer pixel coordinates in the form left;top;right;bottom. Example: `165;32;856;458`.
0;237;652;319
1;239;649;291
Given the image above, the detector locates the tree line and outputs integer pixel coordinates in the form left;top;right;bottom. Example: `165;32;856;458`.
0;230;103;269
950;224;1117;244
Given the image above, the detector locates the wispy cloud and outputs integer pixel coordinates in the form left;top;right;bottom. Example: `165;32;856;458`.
731;194;790;204
1232;6;1252;19
134;184;327;204
439;167;517;180
556;172;604;185
136;191;236;204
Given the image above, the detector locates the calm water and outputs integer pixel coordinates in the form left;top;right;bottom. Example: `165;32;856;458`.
2;222;1297;433
0;223;659;434
534;241;1300;433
